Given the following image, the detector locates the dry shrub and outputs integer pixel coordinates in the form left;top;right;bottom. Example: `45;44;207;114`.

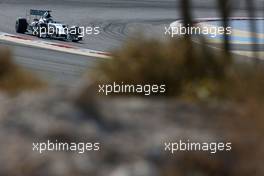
223;65;264;102
89;36;264;103
92;37;229;97
0;47;44;94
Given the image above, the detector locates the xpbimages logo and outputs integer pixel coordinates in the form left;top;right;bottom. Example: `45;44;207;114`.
98;82;166;96
33;24;100;38
32;140;100;154
164;140;232;154
165;24;232;38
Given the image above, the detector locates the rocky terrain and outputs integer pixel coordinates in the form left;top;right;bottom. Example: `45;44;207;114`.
0;88;263;176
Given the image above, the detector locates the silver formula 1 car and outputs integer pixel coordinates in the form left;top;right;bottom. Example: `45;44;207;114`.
16;9;83;42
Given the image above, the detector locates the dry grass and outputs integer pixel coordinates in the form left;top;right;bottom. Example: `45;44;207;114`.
0;47;44;94
223;65;264;102
90;36;264;103
91;37;230;98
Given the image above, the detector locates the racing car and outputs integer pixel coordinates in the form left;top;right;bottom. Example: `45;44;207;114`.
15;9;83;42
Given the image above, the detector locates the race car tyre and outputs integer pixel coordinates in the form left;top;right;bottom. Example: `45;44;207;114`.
72;39;80;42
15;18;28;33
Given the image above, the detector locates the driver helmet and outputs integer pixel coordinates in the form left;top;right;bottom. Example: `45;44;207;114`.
43;12;53;23
43;12;51;19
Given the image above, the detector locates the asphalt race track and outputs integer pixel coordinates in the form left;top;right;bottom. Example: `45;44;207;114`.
0;0;263;86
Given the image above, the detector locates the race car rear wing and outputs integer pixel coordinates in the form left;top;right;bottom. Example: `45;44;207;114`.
30;9;51;16
26;9;52;22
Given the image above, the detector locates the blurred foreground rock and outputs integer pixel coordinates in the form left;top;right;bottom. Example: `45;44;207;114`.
0;89;263;176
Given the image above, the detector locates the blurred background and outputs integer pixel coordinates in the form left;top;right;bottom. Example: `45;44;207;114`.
0;0;263;175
